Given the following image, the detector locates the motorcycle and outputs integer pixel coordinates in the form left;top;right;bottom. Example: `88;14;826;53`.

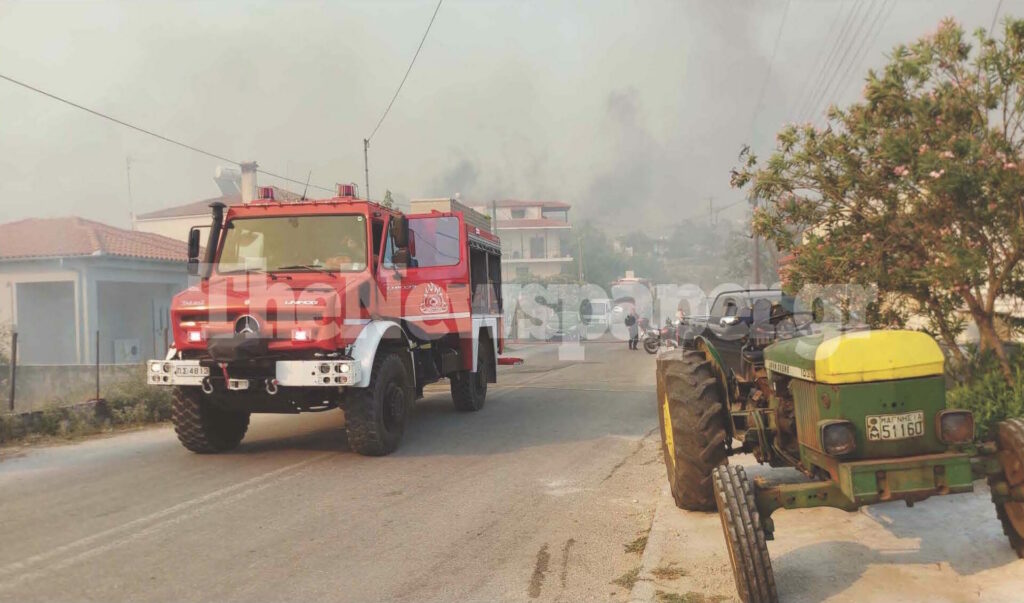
641;320;680;354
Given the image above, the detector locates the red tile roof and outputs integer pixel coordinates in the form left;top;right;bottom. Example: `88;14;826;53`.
496;218;571;229
0;217;189;262
136;186;300;220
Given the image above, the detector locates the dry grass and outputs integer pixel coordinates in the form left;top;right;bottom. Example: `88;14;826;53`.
651;562;687;580
624;534;649;554
612;567;641;590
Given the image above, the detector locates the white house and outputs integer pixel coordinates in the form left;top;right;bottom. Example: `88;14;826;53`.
470;200;574;281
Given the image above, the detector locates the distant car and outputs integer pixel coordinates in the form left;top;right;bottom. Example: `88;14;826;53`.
581;298;612;327
544;309;581;340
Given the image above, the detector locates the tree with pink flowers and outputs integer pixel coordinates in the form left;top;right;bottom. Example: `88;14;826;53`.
732;17;1024;382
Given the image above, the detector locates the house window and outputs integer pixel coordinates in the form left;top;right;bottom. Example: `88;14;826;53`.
529;236;545;259
511;209;526;219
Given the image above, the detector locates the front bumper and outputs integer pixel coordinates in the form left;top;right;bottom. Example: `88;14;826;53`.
147;358;361;388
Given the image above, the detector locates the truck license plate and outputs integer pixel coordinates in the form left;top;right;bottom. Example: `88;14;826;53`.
866;411;925;441
174;366;209;377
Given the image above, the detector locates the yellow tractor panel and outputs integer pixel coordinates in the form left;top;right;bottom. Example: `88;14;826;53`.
814;330;945;384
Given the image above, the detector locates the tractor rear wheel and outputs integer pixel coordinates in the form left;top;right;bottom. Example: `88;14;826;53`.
656;348;729;511
712;465;777;603
171;388;250;453
991;418;1024;558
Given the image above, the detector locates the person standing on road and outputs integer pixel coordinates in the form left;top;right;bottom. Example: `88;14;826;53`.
625;308;639;350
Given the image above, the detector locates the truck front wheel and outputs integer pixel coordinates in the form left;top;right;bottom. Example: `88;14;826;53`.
171;388;250;453
344;352;411;456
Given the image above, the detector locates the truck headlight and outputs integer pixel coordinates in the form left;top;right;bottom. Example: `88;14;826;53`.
819;420;857;456
937;410;974;444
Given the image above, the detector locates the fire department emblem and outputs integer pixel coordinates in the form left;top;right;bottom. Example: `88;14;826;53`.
419;283;449;315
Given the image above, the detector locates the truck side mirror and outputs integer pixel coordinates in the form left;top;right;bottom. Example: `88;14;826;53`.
187;227;201;276
392;248;411;267
390;215;409;249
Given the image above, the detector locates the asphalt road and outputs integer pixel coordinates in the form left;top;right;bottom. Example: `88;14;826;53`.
0;341;664;603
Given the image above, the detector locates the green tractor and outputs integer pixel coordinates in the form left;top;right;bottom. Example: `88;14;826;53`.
656;293;1024;603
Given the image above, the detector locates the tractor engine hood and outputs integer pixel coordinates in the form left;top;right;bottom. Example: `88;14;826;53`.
170;274;374;353
764;329;945;384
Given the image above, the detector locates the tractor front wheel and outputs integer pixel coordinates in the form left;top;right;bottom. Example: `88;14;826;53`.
991;418;1024;558
712;465;777;603
656;348;729;511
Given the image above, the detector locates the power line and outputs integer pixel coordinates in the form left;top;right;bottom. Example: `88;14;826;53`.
805;0;879;124
366;0;443;143
749;0;791;140
991;0;1005;33
0;71;335;193
814;0;890;124
797;0;865;122
790;2;848;122
363;0;444;201
830;0;896;108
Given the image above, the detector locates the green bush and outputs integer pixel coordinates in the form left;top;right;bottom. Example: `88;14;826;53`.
946;350;1024;439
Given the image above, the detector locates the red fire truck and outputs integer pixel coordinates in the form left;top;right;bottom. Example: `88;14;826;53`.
148;185;507;456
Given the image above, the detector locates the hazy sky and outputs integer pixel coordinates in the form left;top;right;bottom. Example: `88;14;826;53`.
0;0;1014;233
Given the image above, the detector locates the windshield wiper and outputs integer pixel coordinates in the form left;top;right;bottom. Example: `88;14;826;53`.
220;267;280;280
274;264;337;278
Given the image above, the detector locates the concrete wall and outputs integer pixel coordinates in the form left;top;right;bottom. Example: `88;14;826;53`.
0;363;141;413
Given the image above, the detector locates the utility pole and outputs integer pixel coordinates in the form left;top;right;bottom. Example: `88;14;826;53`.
363;139;371;201
707;197;715;226
126;156;135;230
750;195;761;286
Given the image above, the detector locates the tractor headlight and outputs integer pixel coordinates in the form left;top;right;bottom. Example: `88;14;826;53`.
937;410;974;444
819;420;857;456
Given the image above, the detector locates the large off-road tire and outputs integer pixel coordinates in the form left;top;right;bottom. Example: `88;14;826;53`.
171;388;250;453
712;465;778;603
344;352;412;456
656;347;729;511
991;418;1024;558
451;336;492;412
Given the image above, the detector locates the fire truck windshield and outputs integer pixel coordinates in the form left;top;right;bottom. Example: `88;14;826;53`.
217;215;368;274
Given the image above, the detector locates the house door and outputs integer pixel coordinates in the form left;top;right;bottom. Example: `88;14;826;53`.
15;281;77;364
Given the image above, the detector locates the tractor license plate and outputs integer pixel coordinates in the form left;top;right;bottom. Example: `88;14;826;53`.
173;366;209;377
866;411;925;441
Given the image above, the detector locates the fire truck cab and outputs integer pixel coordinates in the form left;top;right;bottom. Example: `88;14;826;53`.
147;185;505;456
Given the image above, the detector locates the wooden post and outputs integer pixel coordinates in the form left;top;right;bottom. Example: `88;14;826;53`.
95;329;100;400
7;331;17;412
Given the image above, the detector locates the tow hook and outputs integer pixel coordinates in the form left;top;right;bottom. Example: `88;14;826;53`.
201;377;214;395
266;379;279;395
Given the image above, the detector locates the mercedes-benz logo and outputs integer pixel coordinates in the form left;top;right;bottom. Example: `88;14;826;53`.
234;314;260;336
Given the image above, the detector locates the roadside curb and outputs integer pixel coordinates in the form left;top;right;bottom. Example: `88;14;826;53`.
629;484;673;603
